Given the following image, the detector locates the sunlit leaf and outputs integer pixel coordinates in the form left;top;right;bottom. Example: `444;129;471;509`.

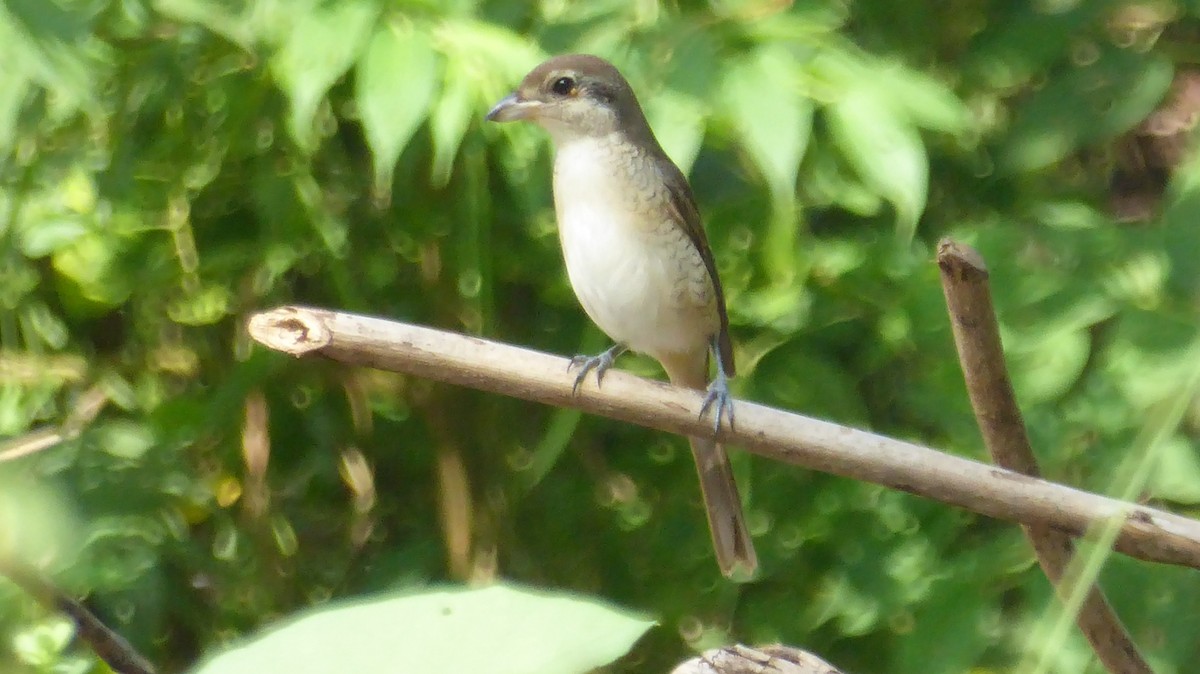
0;469;80;570
875;63;971;135
1007;328;1090;405
0;65;30;152
269;0;379;151
153;0;254;47
721;45;812;201
827;82;928;240
19;217;88;257
50;233;132;308
356;21;439;201
644;89;705;175
0;0;106;118
1148;435;1200;504
190;585;655;674
428;59;474;187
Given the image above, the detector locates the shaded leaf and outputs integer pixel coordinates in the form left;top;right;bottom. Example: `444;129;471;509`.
269;0;379;151
356;22;439;201
428;60;474;187
1002;48;1174;171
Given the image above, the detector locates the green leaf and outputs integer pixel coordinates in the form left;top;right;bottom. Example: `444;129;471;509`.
1148;435;1200;504
0;469;80;570
428;59;474;187
875;63;971;135
153;0;254;47
190;585;655;674
269;0;379;151
1007;328;1091;405
356;22;439;202
94;421;156;460
19;217;88;257
827;82;928;241
0;0;105;121
425;21;540;186
721;45;812;201
643;89;705;175
51;232;133;308
721;46;812;280
1001;48;1173;171
0;64;29;152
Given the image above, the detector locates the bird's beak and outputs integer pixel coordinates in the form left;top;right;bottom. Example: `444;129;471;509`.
486;93;540;122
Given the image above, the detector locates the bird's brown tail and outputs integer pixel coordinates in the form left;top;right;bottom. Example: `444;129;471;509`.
687;435;758;577
659;351;758;578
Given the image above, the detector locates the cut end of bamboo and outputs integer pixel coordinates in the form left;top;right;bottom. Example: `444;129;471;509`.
247;306;331;356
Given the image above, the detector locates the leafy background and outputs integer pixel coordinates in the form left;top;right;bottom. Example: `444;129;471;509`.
3;0;1200;672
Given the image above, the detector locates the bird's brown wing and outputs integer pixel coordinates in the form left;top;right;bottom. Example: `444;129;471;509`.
656;156;736;378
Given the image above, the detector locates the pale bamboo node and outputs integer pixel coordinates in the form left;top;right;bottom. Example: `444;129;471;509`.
246;305;1200;570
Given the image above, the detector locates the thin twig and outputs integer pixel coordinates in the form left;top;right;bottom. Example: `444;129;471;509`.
245;305;1200;571
0;386;109;463
937;239;1151;674
0;563;156;674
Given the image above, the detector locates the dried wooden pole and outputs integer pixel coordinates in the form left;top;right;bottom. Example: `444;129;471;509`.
938;240;1151;674
246;305;1200;571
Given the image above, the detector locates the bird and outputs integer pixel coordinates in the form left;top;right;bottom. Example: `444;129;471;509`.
486;54;757;577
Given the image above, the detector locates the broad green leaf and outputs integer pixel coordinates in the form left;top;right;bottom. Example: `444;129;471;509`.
644;89;705;175
721;46;812;201
153;0;254;47
827;82;928;241
1148;435;1200;504
190;585;655;674
51;232;133;308
875;63;971;135
1002;48;1173;171
356;22;439;201
19;217;88;257
167;284;232;326
0;469;80;571
0;0;105;119
21;302;68;349
269;0;379;152
721;46;812;279
431;20;541;90
94;421;156;460
428;59;474;187
1007;328;1090;405
426;21;541;184
0;65;29;152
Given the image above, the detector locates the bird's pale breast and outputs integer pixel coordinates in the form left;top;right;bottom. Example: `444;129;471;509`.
551;134;717;361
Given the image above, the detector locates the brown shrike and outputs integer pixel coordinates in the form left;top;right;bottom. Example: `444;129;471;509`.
487;54;757;577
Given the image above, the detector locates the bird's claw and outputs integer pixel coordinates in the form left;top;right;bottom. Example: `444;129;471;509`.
700;371;735;434
567;346;623;395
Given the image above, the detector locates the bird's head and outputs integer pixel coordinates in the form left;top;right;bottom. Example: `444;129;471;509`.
486;54;647;144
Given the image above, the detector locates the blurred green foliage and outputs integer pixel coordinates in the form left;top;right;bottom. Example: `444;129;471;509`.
3;0;1200;672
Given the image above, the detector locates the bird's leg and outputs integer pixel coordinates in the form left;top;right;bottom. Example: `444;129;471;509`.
568;343;628;394
699;338;735;433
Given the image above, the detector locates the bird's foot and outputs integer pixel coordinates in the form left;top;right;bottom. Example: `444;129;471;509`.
567;344;627;394
700;370;735;433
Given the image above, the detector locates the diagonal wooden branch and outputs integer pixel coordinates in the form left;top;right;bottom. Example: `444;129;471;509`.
246;305;1200;570
938;240;1151;674
0;562;156;674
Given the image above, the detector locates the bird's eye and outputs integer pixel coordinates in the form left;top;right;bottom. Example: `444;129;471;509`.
550;76;576;96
